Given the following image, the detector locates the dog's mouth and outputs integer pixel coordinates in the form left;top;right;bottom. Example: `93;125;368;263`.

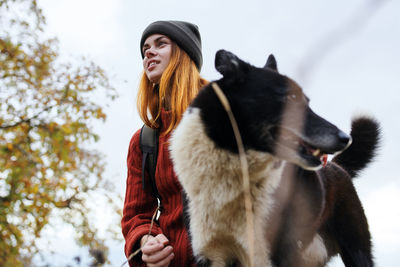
274;127;328;170
299;139;327;166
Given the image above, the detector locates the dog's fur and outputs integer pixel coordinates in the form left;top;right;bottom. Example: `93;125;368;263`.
170;50;380;267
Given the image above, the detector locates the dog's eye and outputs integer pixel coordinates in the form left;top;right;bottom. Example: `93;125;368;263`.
288;94;297;101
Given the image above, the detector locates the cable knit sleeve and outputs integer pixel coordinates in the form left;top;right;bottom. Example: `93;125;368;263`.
121;129;162;266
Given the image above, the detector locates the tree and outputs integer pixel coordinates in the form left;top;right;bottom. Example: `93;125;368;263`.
0;0;119;265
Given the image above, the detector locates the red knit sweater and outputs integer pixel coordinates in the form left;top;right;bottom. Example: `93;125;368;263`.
121;110;195;266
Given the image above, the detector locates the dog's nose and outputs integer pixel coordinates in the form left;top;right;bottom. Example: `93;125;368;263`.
338;131;352;148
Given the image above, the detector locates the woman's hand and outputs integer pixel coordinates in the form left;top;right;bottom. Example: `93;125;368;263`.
140;234;174;267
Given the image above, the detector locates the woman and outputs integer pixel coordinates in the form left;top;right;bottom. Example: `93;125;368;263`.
121;20;208;267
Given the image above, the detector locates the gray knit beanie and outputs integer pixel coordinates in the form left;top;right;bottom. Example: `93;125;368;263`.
140;20;203;70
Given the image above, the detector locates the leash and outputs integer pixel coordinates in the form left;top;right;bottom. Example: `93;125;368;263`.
211;82;255;267
120;204;160;267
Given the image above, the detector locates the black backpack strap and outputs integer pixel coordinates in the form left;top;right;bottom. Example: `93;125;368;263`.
139;125;162;206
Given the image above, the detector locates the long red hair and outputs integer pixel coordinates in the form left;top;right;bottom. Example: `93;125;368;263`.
137;43;208;135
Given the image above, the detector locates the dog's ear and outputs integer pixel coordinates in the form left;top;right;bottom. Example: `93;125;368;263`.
264;54;278;71
215;49;248;79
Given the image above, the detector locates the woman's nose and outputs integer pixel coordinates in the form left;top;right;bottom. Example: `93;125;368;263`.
145;46;157;58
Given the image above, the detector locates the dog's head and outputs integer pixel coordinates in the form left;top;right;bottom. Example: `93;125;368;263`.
191;50;351;170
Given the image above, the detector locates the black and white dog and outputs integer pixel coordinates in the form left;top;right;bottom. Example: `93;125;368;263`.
170;50;380;267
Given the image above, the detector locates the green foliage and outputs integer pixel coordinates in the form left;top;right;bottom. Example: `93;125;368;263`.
0;0;119;265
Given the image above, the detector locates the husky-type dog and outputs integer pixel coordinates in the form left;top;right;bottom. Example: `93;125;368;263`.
170;50;379;267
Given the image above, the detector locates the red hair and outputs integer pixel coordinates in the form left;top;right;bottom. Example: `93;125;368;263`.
137;43;208;135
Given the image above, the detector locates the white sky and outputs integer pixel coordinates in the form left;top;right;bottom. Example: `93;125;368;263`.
38;0;400;266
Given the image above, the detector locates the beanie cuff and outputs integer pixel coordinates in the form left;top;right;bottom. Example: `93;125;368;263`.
140;21;202;70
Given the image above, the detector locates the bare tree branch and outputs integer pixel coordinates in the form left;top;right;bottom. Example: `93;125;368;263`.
0;86;70;129
297;0;389;85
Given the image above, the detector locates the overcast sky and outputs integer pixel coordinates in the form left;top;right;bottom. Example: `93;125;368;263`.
38;0;399;266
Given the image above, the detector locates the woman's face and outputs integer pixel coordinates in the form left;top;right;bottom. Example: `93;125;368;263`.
142;34;173;84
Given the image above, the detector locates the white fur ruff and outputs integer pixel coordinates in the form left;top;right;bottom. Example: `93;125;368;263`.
170;108;284;266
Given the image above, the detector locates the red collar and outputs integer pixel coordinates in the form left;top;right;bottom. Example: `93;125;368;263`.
322;154;328;167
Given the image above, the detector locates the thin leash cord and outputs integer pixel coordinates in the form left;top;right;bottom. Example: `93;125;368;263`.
212;82;255;267
120;204;160;267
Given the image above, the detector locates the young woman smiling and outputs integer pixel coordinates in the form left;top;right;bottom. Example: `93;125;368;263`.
121;21;208;267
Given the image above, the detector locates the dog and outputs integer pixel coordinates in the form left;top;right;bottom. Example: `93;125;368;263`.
170;50;380;267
